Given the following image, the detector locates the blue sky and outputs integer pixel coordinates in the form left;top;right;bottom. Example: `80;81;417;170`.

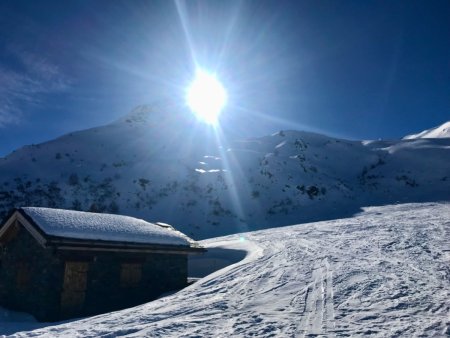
0;0;449;157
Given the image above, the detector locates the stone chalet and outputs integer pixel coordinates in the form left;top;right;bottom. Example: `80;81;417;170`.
0;207;205;321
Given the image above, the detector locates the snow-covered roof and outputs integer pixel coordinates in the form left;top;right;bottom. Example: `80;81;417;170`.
19;207;192;246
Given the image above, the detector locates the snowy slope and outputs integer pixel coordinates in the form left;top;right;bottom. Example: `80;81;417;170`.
3;202;449;337
0;104;449;239
403;121;450;139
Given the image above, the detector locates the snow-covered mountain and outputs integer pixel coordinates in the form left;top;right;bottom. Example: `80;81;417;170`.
403;121;450;139
3;202;449;337
1;104;449;239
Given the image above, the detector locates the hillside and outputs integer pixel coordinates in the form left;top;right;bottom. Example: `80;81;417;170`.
0;105;449;239
3;202;449;337
403;121;450;139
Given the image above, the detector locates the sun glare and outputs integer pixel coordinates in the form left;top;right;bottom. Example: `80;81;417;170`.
187;70;227;125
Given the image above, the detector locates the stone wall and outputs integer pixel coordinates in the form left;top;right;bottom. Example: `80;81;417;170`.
0;221;189;321
0;221;65;321
81;252;187;317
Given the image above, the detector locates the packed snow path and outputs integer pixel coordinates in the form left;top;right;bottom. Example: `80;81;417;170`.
5;203;450;337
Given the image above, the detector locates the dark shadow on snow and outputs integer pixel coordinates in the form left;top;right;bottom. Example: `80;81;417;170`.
188;247;247;278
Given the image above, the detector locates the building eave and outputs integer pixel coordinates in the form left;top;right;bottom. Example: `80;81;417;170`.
45;236;206;254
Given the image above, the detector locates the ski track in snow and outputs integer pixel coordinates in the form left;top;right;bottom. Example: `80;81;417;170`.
3;203;450;337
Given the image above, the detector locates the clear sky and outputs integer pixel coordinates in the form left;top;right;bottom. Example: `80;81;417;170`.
0;0;449;157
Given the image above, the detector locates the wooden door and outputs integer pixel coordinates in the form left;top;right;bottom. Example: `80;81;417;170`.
61;261;89;317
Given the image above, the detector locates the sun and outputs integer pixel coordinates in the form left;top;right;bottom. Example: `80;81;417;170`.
186;69;227;125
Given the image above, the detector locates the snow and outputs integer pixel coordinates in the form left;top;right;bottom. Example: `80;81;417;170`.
403;121;450;139
4;202;449;337
0;107;449;240
20;207;191;246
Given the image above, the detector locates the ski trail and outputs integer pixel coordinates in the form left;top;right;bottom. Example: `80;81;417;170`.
297;258;335;337
323;258;336;334
5;203;450;338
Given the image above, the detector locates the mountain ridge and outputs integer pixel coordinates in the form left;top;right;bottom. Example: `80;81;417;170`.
403;120;450;139
1;106;449;239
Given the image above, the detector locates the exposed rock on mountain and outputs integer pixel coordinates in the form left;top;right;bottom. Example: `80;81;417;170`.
1;105;449;239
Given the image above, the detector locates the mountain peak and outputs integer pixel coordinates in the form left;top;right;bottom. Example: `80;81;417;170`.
115;99;193;126
123;104;155;123
403;121;450;139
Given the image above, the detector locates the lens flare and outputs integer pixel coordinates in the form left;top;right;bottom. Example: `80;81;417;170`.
187;70;227;125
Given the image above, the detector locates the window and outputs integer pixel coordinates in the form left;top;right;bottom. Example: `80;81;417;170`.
120;263;142;288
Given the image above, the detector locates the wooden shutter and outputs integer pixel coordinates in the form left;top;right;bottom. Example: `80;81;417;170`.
61;261;89;317
120;263;142;288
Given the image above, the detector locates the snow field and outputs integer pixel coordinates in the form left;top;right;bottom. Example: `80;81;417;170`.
3;202;449;337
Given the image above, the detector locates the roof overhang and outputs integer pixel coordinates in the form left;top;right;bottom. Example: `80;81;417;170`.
0;210;47;246
46;236;206;255
0;209;206;255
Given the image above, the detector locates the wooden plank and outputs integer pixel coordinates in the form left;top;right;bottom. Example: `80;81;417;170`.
56;245;202;255
61;261;89;316
120;263;142;288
